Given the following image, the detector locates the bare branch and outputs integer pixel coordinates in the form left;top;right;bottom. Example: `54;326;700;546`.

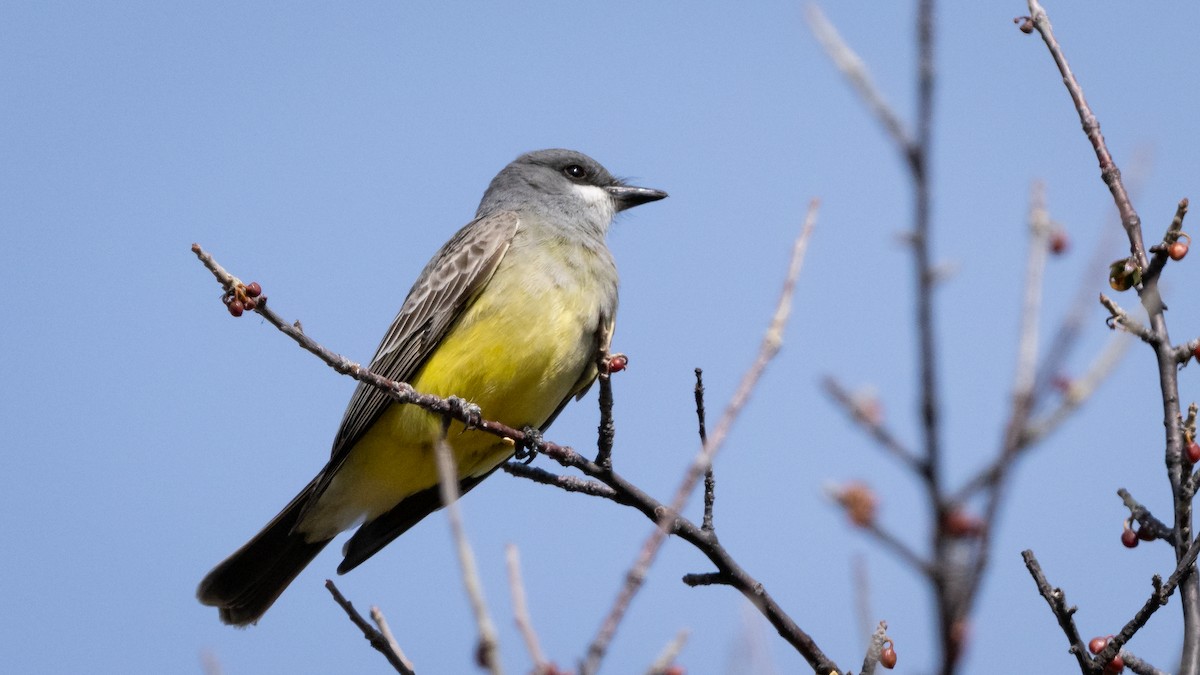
822;376;922;473
1099;294;1156;345
1021;551;1095;674
506;544;549;672
325;580;416;675
199;649;223;675
370;606;415;675
1144;198;1189;285
595;371;616;470
1021;332;1131;447
643;629;689;675
1024;0;1146;267
852;555;874;651
433;435;502;674
1011;182;1051;420
803;4;913;152
501;463;625;503
1094;534;1200;668
581;200;820;675
1122;651;1171;675
863;521;935;579
859;621;893;675
695;368;715;532
1119;488;1177;546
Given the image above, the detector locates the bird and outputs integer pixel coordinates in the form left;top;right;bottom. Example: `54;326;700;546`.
197;148;667;626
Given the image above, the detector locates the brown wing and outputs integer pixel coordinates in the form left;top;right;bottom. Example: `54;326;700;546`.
307;211;520;501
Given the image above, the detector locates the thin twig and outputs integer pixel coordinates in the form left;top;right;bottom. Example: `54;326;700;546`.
644;629;690;675
1143;198;1189;286
1122;651;1171;675
952;182;1054;624
1099;294;1155;344
1025;0;1146;267
853;555;874;651
1020;332;1130;447
199;649;223;675
1021;551;1095;673
695;368;715;532
859;621;892;675
506;544;549;672
1119;488;1177;545
580;200;820;675
325;581;416;675
433;435;502;674
1011;182;1052;425
1094;534;1200;668
822;376;922;473
595;373;616;470
501;463;626;503
370;606;415;675
803;4;913;151
864;521;936;579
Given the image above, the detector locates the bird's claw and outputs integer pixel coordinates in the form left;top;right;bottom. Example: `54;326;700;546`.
515;426;543;464
446;396;483;430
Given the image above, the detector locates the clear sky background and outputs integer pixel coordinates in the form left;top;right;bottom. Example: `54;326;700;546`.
4;2;1200;673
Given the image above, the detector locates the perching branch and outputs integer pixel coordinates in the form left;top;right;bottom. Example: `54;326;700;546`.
193;221;840;674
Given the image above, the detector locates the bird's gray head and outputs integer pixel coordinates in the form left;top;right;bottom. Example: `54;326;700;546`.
476;149;667;235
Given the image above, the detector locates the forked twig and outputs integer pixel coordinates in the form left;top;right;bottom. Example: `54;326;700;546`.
580;200;820;675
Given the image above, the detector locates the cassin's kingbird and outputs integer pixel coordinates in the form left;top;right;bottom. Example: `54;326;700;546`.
198;149;666;625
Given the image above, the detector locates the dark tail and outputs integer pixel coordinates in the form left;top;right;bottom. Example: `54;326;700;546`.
197;480;332;626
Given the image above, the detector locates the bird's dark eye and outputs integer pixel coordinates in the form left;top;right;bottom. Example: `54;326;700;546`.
563;164;587;180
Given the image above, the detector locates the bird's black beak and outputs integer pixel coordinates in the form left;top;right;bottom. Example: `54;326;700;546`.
607;184;668;212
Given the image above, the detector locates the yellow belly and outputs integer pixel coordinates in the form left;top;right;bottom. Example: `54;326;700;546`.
301;266;602;537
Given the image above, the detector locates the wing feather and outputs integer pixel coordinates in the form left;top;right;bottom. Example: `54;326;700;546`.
309;211;520;498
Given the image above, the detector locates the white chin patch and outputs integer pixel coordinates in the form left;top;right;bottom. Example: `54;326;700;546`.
573;184;615;218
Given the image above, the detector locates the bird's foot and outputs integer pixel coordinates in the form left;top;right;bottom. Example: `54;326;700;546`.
515;426;543;464
446;396;483;430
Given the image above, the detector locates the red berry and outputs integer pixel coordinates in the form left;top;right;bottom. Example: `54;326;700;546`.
1089;636;1108;654
1169;242;1189;261
1121;527;1139;548
243;297;258;311
245;281;262;298
1192;343;1200;362
607;354;628;373
228;299;244;317
880;645;897;669
1050;231;1069;255
1106;654;1125;673
1188;442;1200;464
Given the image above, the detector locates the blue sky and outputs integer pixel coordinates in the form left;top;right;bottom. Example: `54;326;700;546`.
3;2;1200;673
